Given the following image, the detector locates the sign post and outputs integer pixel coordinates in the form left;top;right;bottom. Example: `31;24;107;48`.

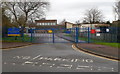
88;27;90;43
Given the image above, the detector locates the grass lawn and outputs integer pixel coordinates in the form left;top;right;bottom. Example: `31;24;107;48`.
79;37;120;48
2;34;31;42
65;34;120;48
95;42;120;48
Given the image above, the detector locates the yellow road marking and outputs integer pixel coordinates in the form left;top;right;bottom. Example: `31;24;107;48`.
72;44;119;62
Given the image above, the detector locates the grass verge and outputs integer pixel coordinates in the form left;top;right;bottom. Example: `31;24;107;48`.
2;34;31;42
65;34;120;48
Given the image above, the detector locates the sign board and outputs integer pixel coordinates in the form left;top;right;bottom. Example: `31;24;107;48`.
8;28;21;36
106;29;109;32
65;31;71;34
96;33;101;36
90;29;96;34
48;30;52;33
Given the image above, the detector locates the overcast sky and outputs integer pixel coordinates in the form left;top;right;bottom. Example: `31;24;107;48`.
46;0;117;23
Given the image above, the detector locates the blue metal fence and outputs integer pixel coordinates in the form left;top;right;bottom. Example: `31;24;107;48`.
29;27;90;43
28;27;90;43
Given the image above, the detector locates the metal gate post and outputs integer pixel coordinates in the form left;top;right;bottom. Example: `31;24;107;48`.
52;29;55;43
88;27;90;43
76;27;79;43
30;29;33;42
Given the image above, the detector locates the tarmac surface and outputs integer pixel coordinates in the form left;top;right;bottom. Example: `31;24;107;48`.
76;43;119;60
2;43;118;72
2;33;119;72
32;33;70;43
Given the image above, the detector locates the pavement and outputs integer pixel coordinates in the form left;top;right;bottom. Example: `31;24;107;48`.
75;43;119;60
56;33;119;60
2;42;33;49
2;43;118;72
56;33;86;43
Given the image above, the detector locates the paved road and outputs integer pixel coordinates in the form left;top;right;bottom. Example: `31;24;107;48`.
28;33;70;43
2;43;118;72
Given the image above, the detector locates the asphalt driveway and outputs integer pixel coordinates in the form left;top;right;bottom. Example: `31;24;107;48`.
2;43;118;72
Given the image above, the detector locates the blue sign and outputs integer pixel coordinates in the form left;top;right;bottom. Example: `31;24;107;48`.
8;28;20;36
65;31;71;34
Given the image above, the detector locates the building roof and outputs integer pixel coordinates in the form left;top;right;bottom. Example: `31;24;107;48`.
65;22;74;25
81;24;110;27
95;24;110;27
35;20;57;23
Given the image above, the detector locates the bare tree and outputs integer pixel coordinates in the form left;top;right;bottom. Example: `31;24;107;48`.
2;1;49;36
3;0;49;27
3;2;22;26
17;1;49;26
114;1;120;20
83;8;103;24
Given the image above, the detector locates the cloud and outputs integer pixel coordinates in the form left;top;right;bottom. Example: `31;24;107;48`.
46;0;116;23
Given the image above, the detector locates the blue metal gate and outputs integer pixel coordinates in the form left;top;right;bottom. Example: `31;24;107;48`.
29;27;90;43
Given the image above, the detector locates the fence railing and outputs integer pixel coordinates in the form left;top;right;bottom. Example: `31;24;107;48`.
78;27;119;43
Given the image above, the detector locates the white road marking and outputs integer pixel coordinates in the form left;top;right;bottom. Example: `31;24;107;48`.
9;54;116;72
57;64;72;69
12;63;16;65
42;63;46;65
76;65;90;69
54;58;62;61
25;61;33;64
85;59;94;63
31;55;41;60
13;56;21;59
13;56;31;60
22;56;31;60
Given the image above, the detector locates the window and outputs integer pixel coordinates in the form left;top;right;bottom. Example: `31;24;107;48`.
41;23;44;25
43;23;45;25
53;23;56;25
39;23;41;25
44;23;46;25
51;23;53;25
45;23;48;25
47;23;49;25
37;23;39;25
